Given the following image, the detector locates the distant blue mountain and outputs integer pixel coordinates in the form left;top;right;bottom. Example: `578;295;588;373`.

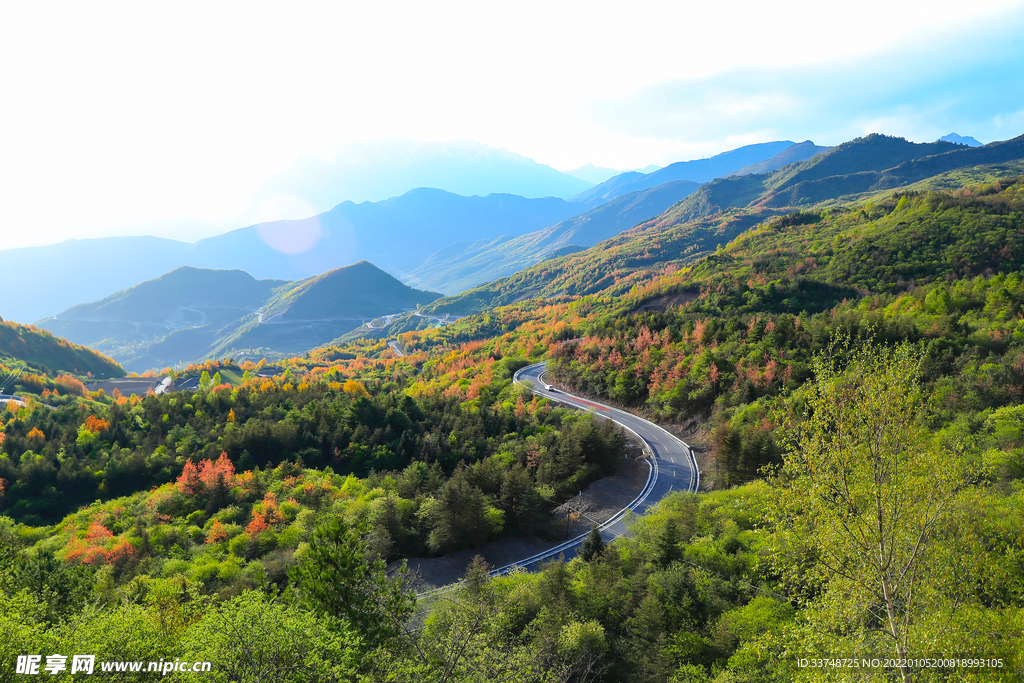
938;133;983;147
566;163;622;184
570;141;795;206
728;140;832;176
566;163;664;184
2;189;586;324
195;188;584;282
406;178;702;294
260;139;594;215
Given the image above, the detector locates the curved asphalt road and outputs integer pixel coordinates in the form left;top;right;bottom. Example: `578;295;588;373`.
0;394;55;410
511;361;698;559
415;361;699;596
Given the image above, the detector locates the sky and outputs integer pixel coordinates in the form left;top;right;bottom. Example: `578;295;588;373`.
1;0;1023;249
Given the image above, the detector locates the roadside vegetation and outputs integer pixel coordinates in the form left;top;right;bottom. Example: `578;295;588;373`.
2;178;1023;680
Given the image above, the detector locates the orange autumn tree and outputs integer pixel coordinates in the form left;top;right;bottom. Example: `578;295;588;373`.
205;519;229;544
64;522;135;566
176;460;203;495
342;379;369;397
55;374;87;397
83;415;110;434
176;452;236;496
245;491;283;537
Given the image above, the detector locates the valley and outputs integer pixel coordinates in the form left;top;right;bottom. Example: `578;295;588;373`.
6;2;1024;679
2;131;1024;682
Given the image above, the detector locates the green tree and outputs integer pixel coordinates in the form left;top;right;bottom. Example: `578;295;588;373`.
4;550;93;623
578;525;606;562
652;518;681;567
768;337;972;682
183;590;360;683
623;593;671;683
288;518;414;648
367;562;560;683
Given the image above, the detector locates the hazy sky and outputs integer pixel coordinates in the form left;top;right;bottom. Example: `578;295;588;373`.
2;0;1023;249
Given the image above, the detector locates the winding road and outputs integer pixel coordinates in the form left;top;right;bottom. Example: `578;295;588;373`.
502;362;699;566
0;394;55;410
418;362;698;595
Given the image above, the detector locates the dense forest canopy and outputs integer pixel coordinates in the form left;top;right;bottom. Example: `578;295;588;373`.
2;178;1023;681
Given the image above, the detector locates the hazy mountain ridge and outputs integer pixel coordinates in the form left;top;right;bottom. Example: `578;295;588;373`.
419;133;1024;317
3;189;586;324
570;141;795;206
939;132;982;146
405;179;701;295
259;138;595;211
565;163;623;184
728;140;832;176
48;267;287;325
40;268;290;369
38;263;439;372
195;188;587;283
565;162;663;184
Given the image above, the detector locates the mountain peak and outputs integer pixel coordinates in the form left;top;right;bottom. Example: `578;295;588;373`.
570;141;795;206
938;133;983;147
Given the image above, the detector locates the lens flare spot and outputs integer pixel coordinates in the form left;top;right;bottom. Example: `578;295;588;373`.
253;195;321;254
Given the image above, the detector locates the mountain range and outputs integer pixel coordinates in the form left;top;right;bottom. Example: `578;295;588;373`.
0;190;579;324
406;179;702;294
415;132;1024;317
39;262;438;372
3;130;1018;376
257;139;596;213
2;141;799;324
570;140;801;206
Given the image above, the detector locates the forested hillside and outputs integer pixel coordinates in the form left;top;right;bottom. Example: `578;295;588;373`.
0;318;124;381
550;180;1024;484
407;179;701;295
40;262;440;372
2;175;1023;681
423;133;1024;317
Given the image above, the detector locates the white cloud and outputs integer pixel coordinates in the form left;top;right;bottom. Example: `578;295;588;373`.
0;0;1022;248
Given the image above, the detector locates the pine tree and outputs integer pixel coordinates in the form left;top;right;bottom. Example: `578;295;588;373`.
288;518;413;647
578;525;606;562
653;518;681;567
